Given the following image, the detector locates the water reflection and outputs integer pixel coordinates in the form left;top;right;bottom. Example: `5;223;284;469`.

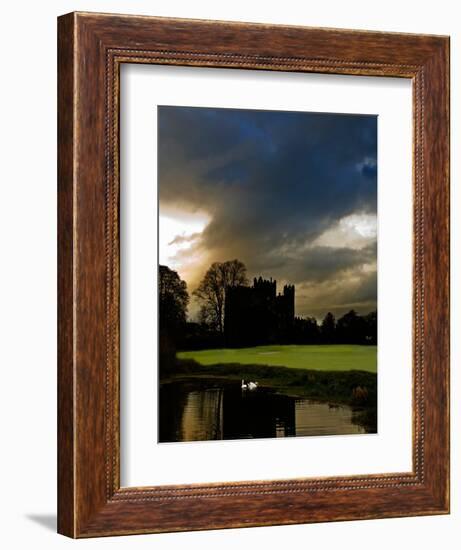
159;380;368;443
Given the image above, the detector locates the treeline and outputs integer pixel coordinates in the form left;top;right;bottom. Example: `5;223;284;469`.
292;310;377;346
182;309;377;349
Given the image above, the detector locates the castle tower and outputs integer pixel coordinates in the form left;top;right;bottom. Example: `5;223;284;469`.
283;284;295;321
224;276;295;347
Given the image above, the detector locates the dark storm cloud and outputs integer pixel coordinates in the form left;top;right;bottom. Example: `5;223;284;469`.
158;106;377;317
254;242;377;285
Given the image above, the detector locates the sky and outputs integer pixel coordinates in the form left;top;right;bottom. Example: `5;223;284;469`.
158;105;377;321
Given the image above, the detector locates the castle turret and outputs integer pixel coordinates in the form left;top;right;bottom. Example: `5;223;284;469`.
253;276;276;299
283;284;295;321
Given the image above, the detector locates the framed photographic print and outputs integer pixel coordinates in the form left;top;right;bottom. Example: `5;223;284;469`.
58;12;450;537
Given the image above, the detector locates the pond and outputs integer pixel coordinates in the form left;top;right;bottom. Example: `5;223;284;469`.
159;379;369;443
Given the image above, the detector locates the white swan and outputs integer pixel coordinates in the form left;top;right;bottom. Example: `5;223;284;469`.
242;380;258;391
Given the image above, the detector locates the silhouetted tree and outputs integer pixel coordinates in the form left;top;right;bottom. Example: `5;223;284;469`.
293;316;320;344
321;312;336;343
159;265;189;330
363;310;377;344
193;259;248;333
336;310;366;344
159;265;189;374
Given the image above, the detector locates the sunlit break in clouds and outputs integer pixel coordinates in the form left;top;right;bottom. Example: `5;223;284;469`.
158;105;377;320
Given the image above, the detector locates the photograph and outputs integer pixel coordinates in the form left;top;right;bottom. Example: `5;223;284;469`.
158;105;378;443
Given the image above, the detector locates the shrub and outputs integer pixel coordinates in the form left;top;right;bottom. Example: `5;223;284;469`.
351;385;369;405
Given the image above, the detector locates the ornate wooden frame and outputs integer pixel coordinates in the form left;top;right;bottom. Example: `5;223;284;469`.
57;12;450;538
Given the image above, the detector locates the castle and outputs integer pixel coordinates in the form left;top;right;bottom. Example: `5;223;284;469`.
224;277;295;347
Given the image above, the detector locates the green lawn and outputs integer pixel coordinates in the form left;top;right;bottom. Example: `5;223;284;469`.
178;345;377;373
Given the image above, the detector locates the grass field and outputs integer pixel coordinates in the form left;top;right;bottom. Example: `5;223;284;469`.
177;345;377;373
